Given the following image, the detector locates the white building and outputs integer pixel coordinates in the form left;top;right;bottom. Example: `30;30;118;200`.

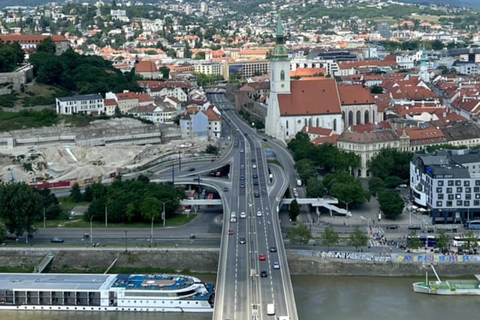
56;94;104;115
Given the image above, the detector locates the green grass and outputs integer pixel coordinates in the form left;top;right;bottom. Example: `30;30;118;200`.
21;84;71;107
0;266;34;273
0;92;18;108
41;213;197;229
267;159;283;169
58;197;89;212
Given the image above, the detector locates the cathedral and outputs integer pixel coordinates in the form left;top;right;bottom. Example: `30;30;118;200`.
265;17;381;142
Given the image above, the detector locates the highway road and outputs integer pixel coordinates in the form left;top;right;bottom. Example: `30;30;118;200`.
211;94;298;320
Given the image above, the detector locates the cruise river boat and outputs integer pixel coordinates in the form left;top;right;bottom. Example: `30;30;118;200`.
0;273;215;312
413;265;480;296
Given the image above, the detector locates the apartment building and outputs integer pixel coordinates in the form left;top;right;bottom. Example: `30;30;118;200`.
411;149;480;224
56;94;104;115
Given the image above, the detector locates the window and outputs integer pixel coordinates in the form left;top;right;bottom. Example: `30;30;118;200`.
280;70;285;81
438;181;444;186
446;187;452;193
333;119;337;131
477;194;480;199
436;201;442;207
446;201;453;207
448;180;454;186
475;200;480;206
457;187;463;193
466;187;472;193
457;200;463;206
438;194;444;199
466;194;472;200
464;201;470;206
456;194;461;199
455;180;461;186
448;194;454;200
436;187;443;193
475;187;480;193
286;121;288;129
465;181;470;186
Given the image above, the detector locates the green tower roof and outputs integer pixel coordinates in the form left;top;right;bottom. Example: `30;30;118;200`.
271;14;288;61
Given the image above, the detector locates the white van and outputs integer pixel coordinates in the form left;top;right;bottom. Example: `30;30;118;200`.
267;303;275;316
230;211;237;223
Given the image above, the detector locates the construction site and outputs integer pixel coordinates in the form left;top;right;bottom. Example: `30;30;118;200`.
0;118;214;186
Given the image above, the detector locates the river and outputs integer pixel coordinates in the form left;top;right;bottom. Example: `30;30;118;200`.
1;275;478;320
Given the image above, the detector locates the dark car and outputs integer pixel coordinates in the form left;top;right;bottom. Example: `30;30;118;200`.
240;175;245;180
253;181;259;186
240;184;245;188
251;158;256;162
188;167;196;172
223;187;229;192
270;246;277;253
254;192;260;198
253;174;258;179
386;225;398;230
50;237;64;243
408;224;422;230
260;270;268;278
228;230;234;235
239;237;246;244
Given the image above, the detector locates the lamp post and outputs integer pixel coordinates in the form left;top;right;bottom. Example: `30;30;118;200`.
161;200;172;228
105;203;108;228
90;215;94;244
43;207;46;228
178;151;182;171
124;230;128;252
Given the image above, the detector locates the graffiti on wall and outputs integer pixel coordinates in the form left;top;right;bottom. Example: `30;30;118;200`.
314;251;480;263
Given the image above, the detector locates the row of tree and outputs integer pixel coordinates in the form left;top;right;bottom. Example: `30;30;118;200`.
82;175;184;224
0;41;25;72
287;224;369;249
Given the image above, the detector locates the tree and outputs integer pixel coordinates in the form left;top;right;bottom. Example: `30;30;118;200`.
287;223;312;245
36;188;61;220
407;231;421;250
430;40;444;50
137;174;150;184
378;190;404;220
70;183;83;203
296;159;316;182
349;227;369;249
83;185;94;202
462;230;478;253
0;182;43;239
159;66;170;79
330;180;368;211
194;51;206;60
436;230;450;253
36;37;56;54
289;199;301;222
368;177;384;196
322;226;339;250
384;176;404;189
368;148;412;181
205;144;219;155
141;196;162;243
306;178;324;197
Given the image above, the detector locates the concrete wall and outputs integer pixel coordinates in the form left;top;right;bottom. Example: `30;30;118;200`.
2;248;480;277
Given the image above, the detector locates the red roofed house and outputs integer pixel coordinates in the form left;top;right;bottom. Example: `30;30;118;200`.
135;60;160;79
203;106;222;139
104;98;118;116
106;91;139;114
0;35;69;55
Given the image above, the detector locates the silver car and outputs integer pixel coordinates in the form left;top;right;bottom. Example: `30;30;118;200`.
273;262;280;269
256;211;262;217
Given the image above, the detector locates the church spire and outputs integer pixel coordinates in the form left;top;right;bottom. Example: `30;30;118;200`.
276;14;284;44
272;14;288;60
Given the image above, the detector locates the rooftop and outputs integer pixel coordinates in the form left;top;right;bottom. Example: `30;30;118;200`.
0;273;114;291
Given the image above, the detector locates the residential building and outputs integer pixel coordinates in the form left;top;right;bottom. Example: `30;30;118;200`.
106;91;139;113
56;94;104;115
203;106;222;139
222;60;270;81
0;34;69;54
135;60;160;79
193;62;223;77
410;149;480;224
337;127;408;177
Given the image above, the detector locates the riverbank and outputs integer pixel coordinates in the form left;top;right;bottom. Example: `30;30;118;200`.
0;248;479;276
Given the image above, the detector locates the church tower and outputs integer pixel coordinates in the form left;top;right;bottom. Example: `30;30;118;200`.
270;16;290;94
419;45;430;83
266;15;290;139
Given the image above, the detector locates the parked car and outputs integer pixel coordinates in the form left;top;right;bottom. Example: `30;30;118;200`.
50;237;64;243
408;224;422;230
386;225;398;230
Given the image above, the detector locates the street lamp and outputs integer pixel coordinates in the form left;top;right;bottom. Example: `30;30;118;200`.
178;151;182;171
161;200;172;228
90;215;94;244
43;207;46;228
124;230;128;252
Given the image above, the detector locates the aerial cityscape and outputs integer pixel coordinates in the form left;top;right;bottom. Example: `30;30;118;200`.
1;0;480;319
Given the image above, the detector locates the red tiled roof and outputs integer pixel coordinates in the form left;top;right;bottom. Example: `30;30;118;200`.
278;78;341;116
0;34;67;43
203;108;221;122
104;98;117;106
397;127;447;145
116;92;138;100
301;126;333;136
352;122;391;133
138;94;154;103
290;68;326;78
136;60;158;73
338;84;375;105
311;134;339;145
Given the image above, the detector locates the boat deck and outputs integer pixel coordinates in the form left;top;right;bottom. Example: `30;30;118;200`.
112;274;198;291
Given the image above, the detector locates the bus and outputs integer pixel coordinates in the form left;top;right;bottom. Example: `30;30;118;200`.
452;235;480;247
465;220;480;230
407;235;437;247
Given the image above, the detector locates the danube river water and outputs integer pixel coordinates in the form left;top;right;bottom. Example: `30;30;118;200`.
2;275;478;320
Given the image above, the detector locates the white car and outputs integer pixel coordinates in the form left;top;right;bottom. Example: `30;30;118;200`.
252;164;257;169
273;262;280;269
256;211;262;217
240;211;247;218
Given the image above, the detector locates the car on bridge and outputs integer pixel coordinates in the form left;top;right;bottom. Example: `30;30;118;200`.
252;164;257;169
273;262;280;269
254;192;260;197
240;164;245;170
269;246;277;252
240;211;246;218
240;184;245;188
223;187;229;192
188;167;195;172
257;211;262;217
239;237;246;244
228;230;234;235
253;181;259;186
253;174;258;179
240;175;245;180
259;254;266;261
260;270;268;277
